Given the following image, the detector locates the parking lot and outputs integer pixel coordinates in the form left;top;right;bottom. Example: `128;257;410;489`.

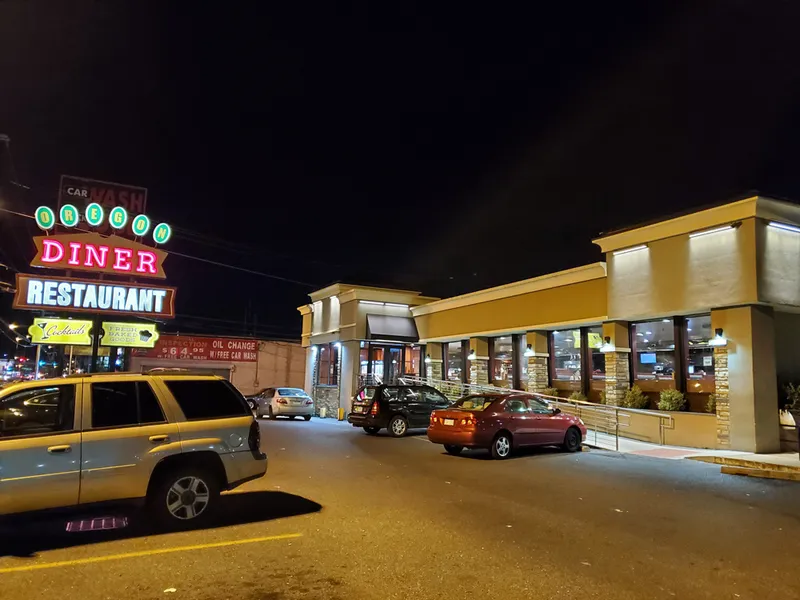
1;417;799;599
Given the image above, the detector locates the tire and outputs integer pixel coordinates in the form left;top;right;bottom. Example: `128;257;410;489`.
268;406;276;420
444;444;463;456
387;415;408;438
490;432;512;460
303;415;312;421
148;466;220;529
562;427;582;453
363;426;380;435
289;415;296;420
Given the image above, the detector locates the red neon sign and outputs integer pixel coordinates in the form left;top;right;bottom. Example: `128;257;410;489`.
31;233;168;279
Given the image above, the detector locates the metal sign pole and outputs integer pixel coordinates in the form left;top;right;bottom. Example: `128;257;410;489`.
68;345;74;375
89;316;101;373
34;344;41;379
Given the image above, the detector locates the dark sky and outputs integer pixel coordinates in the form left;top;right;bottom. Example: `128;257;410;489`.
2;1;800;349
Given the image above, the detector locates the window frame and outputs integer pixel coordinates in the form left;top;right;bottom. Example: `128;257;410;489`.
684;313;716;396
549;329;583;392
315;343;340;386
629;318;679;393
89;380;168;430
0;384;78;439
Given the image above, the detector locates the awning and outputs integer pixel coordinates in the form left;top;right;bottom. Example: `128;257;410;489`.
366;315;419;343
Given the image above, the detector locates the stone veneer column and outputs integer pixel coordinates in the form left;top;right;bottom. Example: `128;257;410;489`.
427;360;443;382
526;357;549;393
525;332;550;393
604;352;630;406
714;346;730;447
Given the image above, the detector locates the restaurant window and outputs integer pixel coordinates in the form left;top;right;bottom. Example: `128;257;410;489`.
359;342;369;379
515;335;528;389
551;329;581;382
405;345;421;377
491;336;514;387
686;315;715;394
632;319;675;388
588;327;605;381
446;341;465;382
317;343;339;386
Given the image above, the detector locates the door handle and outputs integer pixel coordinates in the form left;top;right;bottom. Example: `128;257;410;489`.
47;445;71;454
149;435;169;443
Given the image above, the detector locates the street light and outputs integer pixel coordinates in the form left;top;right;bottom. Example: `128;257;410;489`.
8;323;17;330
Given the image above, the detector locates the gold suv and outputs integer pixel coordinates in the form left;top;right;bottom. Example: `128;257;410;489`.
0;372;267;527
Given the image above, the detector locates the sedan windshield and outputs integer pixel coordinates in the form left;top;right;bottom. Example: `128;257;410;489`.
454;396;496;411
278;388;308;397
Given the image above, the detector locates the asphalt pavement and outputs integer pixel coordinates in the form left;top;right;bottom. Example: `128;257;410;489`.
1;418;799;599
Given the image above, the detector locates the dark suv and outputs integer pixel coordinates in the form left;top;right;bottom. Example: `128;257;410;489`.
347;384;451;437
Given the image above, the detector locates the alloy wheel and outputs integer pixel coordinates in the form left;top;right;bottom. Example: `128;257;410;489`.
495;436;510;457
166;476;210;520
391;418;407;436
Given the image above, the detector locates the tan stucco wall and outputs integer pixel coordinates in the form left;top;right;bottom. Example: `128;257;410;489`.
415;278;607;341
757;219;800;307
712;306;780;452
608;218;758;320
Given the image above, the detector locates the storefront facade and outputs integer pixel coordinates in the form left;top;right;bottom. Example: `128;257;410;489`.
301;197;800;453
297;284;437;419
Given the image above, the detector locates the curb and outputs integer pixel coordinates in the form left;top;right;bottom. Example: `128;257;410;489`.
686;455;800;473
720;465;800;482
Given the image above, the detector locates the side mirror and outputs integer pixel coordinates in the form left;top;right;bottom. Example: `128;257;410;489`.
552;407;561;415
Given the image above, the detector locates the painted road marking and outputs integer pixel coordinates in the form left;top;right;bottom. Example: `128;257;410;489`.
0;533;301;574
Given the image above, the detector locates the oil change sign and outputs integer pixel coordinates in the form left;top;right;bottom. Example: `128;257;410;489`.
28;318;93;346
101;322;160;348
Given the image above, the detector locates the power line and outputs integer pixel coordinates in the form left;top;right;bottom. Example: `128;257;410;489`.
0;207;317;287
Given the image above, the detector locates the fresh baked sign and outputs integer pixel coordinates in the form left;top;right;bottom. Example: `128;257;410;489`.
101;322;160;348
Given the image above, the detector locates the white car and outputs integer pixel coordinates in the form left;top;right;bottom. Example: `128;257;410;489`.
255;387;314;421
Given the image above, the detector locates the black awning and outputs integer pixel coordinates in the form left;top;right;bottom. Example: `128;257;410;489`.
366;315;419;343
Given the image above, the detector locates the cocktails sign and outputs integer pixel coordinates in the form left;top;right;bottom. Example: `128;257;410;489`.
30;233;168;279
28;318;94;346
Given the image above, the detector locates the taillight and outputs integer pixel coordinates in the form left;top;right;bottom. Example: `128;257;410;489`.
370;402;379;416
276;398;288;405
305;400;313;405
248;420;261;452
430;414;437;425
460;416;477;427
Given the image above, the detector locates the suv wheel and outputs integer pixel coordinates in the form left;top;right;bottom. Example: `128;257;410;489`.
149;468;220;528
268;406;277;420
303;415;312;421
387;415;408;438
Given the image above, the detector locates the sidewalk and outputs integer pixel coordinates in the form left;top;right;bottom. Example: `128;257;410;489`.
584;428;800;481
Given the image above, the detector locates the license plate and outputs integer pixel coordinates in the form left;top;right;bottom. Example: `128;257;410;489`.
443;418;455;426
291;400;302;406
353;406;363;413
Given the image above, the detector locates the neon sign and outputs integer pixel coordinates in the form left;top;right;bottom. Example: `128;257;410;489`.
35;203;171;245
14;274;176;318
30;233;168;279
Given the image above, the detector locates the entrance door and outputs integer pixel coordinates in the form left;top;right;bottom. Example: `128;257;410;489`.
386;347;402;384
367;344;405;384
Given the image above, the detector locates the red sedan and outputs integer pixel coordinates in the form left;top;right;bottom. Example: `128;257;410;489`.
428;393;586;459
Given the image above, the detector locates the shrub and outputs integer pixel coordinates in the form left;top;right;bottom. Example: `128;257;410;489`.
542;387;560;398
706;395;716;414
658;389;686;411
783;383;800;411
621;385;649;409
568;391;587;402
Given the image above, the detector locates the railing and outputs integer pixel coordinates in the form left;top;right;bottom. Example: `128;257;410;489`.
402;376;675;451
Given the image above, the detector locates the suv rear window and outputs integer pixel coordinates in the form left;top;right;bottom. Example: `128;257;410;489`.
165;379;250;421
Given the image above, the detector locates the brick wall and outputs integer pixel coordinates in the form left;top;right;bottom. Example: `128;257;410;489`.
604;352;630;406
526;357;549;392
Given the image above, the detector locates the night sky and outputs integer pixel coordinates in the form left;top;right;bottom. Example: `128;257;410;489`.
2;1;800;351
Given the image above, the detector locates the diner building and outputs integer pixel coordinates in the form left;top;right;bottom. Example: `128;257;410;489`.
299;196;800;452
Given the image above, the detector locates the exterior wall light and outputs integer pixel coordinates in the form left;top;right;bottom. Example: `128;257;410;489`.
768;221;800;234
708;328;727;347
524;344;535;357
424;354;432;364
689;223;739;238
599;336;616;353
334;342;341;349
612;245;647;256
467;349;477;361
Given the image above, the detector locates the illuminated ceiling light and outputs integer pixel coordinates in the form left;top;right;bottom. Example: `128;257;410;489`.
642;338;649;343
612;245;647;256
334;342;341;348
708;328;727;347
524;344;535;357
646;331;652;335
662;319;670;323
636;332;644;337
768;221;800;234
689;225;734;238
553;330;559;335
599;336;616;353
